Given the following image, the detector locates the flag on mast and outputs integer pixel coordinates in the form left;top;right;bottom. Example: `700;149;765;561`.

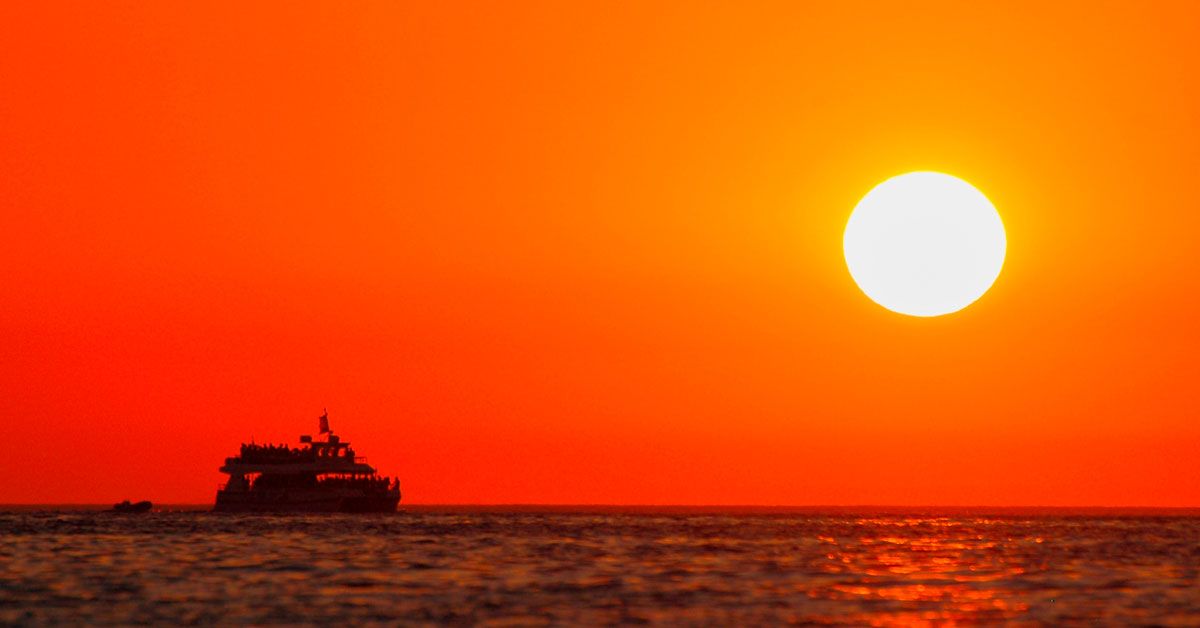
319;409;330;434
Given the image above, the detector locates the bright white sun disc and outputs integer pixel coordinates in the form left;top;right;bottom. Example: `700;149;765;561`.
843;172;1005;317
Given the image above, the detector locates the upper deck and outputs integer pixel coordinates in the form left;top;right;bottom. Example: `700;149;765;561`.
219;413;379;476
219;457;376;476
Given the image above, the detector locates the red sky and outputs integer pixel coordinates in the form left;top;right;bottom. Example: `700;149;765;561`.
3;1;1199;505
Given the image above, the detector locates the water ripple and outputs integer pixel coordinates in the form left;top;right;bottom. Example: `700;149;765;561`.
2;509;1199;625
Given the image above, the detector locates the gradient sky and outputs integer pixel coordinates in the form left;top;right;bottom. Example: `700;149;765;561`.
3;1;1199;505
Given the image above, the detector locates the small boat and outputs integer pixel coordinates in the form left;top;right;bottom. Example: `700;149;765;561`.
111;500;153;513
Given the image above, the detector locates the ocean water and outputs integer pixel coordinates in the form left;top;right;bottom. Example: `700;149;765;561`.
2;506;1199;626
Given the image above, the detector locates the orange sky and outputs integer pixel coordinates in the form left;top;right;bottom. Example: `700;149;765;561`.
3;1;1199;505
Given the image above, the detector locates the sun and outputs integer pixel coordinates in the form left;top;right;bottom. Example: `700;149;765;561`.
843;172;1006;317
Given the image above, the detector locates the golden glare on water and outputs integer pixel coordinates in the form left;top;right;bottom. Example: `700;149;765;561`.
844;172;1006;317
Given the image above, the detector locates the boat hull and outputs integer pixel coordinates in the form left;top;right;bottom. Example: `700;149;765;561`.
213;488;400;513
110;501;153;514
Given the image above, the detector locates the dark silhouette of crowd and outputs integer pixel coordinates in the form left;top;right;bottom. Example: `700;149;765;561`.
237;442;359;463
317;475;399;492
239;443;314;463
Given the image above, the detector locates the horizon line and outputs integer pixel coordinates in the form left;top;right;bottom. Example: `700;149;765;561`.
5;502;1200;511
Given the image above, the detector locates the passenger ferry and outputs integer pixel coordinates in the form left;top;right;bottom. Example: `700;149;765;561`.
214;411;401;513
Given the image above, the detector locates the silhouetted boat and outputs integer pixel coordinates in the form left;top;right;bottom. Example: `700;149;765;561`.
111;500;152;513
214;411;401;513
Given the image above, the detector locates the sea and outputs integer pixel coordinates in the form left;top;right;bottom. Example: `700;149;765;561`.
2;506;1199;626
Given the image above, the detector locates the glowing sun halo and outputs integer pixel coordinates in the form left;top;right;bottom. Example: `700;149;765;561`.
844;172;1006;317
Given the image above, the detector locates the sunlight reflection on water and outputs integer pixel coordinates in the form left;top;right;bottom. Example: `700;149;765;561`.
2;509;1198;625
